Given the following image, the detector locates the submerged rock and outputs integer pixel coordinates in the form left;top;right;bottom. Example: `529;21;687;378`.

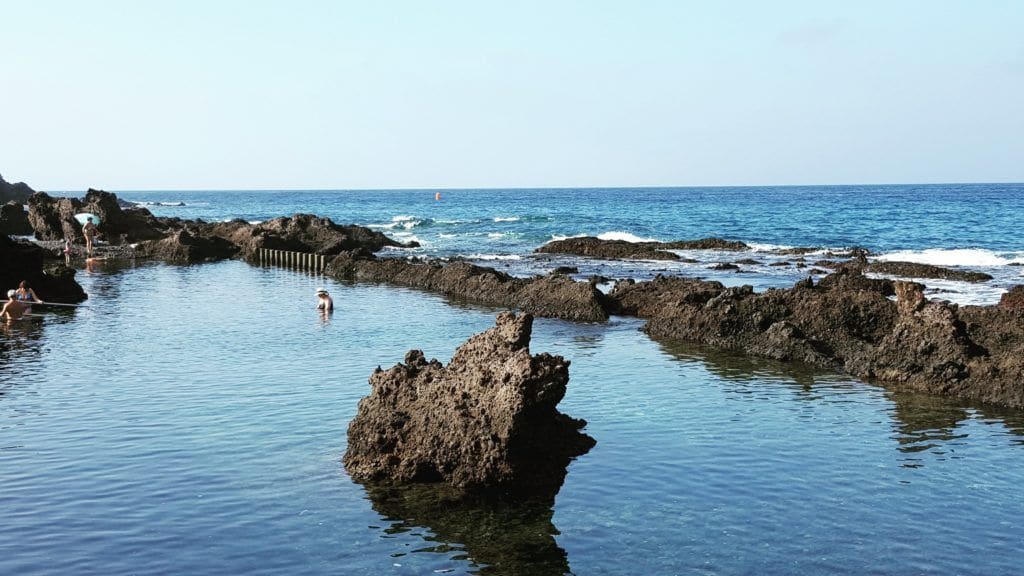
344;312;595;492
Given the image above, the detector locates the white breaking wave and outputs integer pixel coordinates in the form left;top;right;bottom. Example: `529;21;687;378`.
493;216;520;222
392;215;417;222
874;248;1024;267
596;231;661;243
466;253;522;261
488;233;507;239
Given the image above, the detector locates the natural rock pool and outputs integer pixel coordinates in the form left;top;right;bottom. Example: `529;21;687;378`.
2;260;1022;575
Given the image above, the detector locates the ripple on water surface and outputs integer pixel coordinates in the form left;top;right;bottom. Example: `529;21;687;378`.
1;261;1023;575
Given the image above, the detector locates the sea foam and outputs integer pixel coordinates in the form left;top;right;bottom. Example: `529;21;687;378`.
875;248;1023;267
596;231;661;243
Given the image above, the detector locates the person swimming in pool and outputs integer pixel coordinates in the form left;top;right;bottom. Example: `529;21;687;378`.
316;287;334;312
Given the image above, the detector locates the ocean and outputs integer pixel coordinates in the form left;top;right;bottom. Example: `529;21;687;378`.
2;184;1023;575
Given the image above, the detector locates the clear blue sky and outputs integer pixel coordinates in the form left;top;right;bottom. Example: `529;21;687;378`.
1;1;1021;190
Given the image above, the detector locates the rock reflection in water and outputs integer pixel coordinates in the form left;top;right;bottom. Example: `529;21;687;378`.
361;482;570;576
653;337;1024;461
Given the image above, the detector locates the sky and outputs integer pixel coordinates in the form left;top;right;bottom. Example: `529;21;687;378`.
1;0;1022;190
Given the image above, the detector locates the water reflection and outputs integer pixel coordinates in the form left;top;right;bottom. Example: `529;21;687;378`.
0;318;46;392
361;482;571;576
652;338;1024;461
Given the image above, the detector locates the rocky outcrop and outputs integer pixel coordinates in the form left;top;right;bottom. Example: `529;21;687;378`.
607;268;1024;408
231;213;415;260
0;201;33;236
344;312;595;492
536;236;748;260
0;174;34;204
537;237;680;260
1000;286;1024;311
866;260;994;283
26;189;170;243
132;228;240;263
0;235;86;303
328;256;609;322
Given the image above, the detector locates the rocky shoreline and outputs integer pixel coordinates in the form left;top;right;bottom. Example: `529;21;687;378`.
3;187;1022;409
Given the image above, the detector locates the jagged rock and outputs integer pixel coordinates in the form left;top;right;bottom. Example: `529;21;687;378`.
999;286;1024;311
344;312;594;492
249;213;414;259
866;260;994;283
709;262;739;270
610;267;1024;408
0;201;32;236
26;189;169;243
0;235;86;303
0;174;35;204
133;228;239;263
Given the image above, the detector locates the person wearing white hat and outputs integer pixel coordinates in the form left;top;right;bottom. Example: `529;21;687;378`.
316;287;334;312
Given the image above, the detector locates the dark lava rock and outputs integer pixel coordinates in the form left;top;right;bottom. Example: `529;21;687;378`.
660;237;749;251
0;235;86;303
1000;286;1024;311
769;261;791;267
536;236;749;261
605;266;1024;408
536;237;678;260
27;189;169;243
551;266;579;275
344;312;595;492
0;201;32;236
0;174;34;204
734;258;761;265
328;257;608;322
132;228;240;263
709;262;739;270
866;261;993;283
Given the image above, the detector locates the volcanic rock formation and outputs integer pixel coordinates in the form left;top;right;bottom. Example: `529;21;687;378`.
344;312;595;492
0;201;32;236
0;235;86;303
0;174;34;204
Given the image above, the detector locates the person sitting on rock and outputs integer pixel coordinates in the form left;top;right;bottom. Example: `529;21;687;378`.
2;289;28;321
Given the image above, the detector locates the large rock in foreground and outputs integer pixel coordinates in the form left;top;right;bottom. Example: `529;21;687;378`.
0;174;34;204
344;312;595;492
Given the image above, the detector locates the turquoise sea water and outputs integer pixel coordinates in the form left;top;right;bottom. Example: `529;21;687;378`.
3;185;1024;575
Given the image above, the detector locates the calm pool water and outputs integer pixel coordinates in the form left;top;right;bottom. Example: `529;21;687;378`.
1;260;1022;575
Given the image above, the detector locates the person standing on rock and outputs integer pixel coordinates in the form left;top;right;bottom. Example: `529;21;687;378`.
83;216;97;255
63;237;73;265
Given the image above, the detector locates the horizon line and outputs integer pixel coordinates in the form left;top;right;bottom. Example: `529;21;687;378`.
41;180;1024;194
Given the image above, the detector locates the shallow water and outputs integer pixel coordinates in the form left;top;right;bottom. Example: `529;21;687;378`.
2;260;1023;575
